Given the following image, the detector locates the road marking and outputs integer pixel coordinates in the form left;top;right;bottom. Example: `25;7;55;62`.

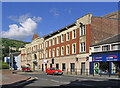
51;80;60;83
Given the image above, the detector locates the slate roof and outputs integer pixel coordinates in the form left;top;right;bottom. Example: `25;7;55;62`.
91;33;120;47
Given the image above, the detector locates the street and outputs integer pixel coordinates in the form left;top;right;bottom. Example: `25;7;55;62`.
19;73;120;88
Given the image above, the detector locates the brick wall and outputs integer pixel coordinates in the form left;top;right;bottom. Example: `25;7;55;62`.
46;28;80;59
91;16;119;45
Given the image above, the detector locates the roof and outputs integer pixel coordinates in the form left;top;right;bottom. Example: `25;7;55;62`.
91;33;120;47
44;22;76;39
102;10;119;18
32;33;39;41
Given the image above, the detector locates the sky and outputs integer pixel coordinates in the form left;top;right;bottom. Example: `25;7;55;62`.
2;2;118;42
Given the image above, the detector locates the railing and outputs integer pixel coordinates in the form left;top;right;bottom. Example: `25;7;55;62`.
64;68;120;78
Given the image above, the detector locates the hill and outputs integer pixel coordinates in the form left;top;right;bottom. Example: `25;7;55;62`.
1;38;29;58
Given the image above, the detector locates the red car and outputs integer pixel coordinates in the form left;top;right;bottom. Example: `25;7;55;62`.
21;66;32;72
46;68;63;75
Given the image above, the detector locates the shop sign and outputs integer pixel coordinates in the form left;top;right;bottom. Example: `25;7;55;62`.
92;52;120;62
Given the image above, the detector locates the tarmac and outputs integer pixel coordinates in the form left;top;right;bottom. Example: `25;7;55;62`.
1;69;120;87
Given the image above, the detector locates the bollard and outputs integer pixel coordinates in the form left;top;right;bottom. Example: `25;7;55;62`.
67;68;68;74
93;69;94;76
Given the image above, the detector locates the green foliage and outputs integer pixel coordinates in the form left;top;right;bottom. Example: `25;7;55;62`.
1;61;9;69
1;38;29;58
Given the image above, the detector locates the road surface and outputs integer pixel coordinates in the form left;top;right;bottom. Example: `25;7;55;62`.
20;73;120;88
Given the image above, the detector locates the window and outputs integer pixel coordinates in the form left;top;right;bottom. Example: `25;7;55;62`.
34;46;36;51
40;44;41;49
56;64;59;69
70;63;75;72
42;53;43;58
66;45;70;55
57;36;59;44
42;44;43;49
102;45;110;51
94;46;101;52
46;51;48;58
49;49;51;57
50;64;52;68
80;25;85;36
57;47;59;56
61;34;64;43
53;38;55;45
49;40;51;47
80;42;85;52
72;29;76;39
52;48;55;57
40;52;41;59
112;44;120;50
72;43;76;54
61;46;64;56
66;32;70;41
46;41;48;47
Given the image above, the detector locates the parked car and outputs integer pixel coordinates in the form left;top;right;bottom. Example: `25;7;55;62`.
21;66;32;72
46;68;63;75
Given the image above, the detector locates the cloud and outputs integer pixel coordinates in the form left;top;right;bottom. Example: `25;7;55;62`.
2;17;41;40
68;9;72;14
8;13;42;23
64;8;72;14
49;8;59;16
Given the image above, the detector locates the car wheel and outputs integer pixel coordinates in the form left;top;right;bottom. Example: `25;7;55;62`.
46;72;48;75
53;72;55;75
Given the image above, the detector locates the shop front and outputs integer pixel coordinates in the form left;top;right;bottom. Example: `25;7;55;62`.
90;51;120;75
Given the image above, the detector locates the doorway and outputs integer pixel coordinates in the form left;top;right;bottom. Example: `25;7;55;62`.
81;62;85;74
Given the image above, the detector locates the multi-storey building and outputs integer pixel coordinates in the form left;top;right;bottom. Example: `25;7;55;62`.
89;33;120;75
20;11;119;74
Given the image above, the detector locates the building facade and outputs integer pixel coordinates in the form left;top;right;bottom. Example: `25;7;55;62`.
89;34;120;75
20;11;119;75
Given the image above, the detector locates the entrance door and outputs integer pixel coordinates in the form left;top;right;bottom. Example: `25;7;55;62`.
70;63;75;72
94;62;99;74
56;64;59;69
42;64;44;71
81;62;85;74
62;63;66;71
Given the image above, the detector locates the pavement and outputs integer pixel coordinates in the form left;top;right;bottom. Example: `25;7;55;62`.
0;70;36;88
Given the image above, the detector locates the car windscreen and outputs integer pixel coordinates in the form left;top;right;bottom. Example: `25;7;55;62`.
52;68;59;70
